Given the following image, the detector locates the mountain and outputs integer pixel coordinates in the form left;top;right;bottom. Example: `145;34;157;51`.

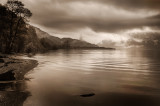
23;25;44;53
61;38;98;49
34;27;62;50
35;27;51;39
32;26;98;51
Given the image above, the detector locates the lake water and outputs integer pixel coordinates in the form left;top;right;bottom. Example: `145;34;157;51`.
1;49;160;106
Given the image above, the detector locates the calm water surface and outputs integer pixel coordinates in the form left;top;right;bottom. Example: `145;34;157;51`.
1;49;160;106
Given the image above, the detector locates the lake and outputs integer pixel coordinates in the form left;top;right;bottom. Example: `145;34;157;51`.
1;49;160;106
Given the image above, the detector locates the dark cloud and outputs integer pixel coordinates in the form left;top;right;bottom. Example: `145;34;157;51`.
54;0;160;10
1;0;160;33
148;14;160;19
26;0;160;33
33;12;160;33
98;0;160;10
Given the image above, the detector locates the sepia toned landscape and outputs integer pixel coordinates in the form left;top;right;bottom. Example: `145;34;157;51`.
0;0;160;106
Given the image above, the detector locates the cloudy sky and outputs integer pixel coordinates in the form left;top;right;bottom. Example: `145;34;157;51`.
1;0;160;44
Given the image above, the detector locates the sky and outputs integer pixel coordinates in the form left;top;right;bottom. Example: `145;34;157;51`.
1;0;160;44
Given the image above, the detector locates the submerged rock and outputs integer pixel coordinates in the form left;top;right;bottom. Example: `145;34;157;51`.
80;93;95;97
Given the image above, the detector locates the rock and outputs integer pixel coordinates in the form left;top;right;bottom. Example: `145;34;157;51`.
24;77;32;81
0;59;4;63
0;58;38;81
5;61;16;65
0;55;7;58
80;93;95;97
0;70;15;81
27;53;34;57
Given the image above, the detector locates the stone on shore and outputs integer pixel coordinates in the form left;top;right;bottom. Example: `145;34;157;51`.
0;57;38;81
0;59;4;63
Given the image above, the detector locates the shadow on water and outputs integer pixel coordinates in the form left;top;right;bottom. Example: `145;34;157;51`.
0;81;30;106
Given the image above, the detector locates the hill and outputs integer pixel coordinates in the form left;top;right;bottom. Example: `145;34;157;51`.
34;26;98;50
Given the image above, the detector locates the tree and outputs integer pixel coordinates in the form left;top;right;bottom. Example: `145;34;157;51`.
0;4;11;52
4;0;32;53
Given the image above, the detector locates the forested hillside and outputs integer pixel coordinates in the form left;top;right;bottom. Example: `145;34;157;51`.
0;4;98;54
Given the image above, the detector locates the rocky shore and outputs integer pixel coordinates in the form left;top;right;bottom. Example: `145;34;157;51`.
0;55;38;81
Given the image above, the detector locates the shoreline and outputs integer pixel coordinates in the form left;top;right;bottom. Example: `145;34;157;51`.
0;55;38;81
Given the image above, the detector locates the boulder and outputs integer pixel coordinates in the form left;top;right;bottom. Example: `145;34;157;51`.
0;70;15;81
0;59;4;63
80;93;95;97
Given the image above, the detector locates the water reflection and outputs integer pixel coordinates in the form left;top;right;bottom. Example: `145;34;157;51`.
22;49;160;106
0;81;29;106
2;49;160;106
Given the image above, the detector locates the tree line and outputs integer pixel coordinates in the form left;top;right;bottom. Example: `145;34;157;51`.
0;0;32;54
